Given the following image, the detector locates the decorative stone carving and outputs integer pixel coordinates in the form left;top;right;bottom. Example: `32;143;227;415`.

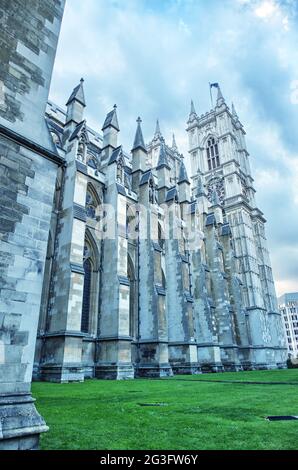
207;177;225;205
77;136;86;163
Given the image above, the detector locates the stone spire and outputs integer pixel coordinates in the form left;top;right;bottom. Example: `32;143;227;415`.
66;78;86;107
211;188;221;207
195;172;208;213
216;85;225;107
102;105;120;153
210;188;223;224
196;173;206;198
188;99;198;123
178;159;190;185
231;102;240;123
154;119;162;139
190;99;196;114
132;117;146;152
172;133;178;151
65;78;86;124
102;104;120;132
156;141;170;170
131;116;147;177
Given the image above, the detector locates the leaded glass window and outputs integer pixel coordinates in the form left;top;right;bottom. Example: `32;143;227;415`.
206;137;220;170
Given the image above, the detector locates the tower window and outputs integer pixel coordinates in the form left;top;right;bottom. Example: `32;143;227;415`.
206;137;220;170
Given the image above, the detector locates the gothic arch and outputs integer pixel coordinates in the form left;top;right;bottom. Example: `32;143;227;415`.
84;228;100;269
86;152;98;170
81;228;101;335
201;132;219;147
38;231;54;334
127;254;137;339
86;183;101;221
205;135;220;171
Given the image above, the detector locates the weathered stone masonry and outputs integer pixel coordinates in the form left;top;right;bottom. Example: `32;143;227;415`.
0;0;288;451
33;80;287;384
0;0;65;451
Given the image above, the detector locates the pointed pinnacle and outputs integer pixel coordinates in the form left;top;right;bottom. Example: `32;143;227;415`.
178;160;190;184
231;102;239;120
66;78;86;107
211;188;221;206
157;141;170;170
196;174;206;198
190;99;196;115
102;104;120;131
154;119;162;138
132;116;146;152
216;85;225;106
172;133;178;150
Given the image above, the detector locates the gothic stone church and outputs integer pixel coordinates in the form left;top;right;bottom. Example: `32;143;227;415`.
33;80;287;382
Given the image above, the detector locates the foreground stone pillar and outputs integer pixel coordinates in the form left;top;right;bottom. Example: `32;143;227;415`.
0;0;65;449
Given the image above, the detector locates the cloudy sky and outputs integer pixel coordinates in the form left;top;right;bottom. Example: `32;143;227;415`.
50;0;298;297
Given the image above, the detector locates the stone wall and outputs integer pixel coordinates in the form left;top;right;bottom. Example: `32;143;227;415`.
0;136;58;448
0;0;65;450
0;0;65;149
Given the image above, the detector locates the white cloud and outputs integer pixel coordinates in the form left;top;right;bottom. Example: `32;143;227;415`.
255;0;277;18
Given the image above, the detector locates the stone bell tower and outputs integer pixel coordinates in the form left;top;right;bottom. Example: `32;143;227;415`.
187;86;287;369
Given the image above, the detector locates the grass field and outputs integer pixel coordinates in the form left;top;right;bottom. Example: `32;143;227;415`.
32;369;298;450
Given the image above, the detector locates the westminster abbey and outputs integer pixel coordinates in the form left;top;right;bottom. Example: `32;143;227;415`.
0;1;288;449
32;80;287;381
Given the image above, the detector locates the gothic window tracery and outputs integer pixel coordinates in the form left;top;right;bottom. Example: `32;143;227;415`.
207;177;225;206
81;234;100;335
85;186;100;220
81;257;92;333
127;255;136;338
87;153;98;170
206;137;220;170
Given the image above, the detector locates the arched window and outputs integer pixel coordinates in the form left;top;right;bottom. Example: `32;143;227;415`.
86;192;96;219
87;154;98;170
81;258;92;333
85;185;101;220
206;137;220;170
127;255;136;339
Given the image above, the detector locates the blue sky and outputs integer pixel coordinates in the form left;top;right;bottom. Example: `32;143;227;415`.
50;0;298;297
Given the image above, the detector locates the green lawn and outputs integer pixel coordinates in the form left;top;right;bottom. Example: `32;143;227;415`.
32;369;298;450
